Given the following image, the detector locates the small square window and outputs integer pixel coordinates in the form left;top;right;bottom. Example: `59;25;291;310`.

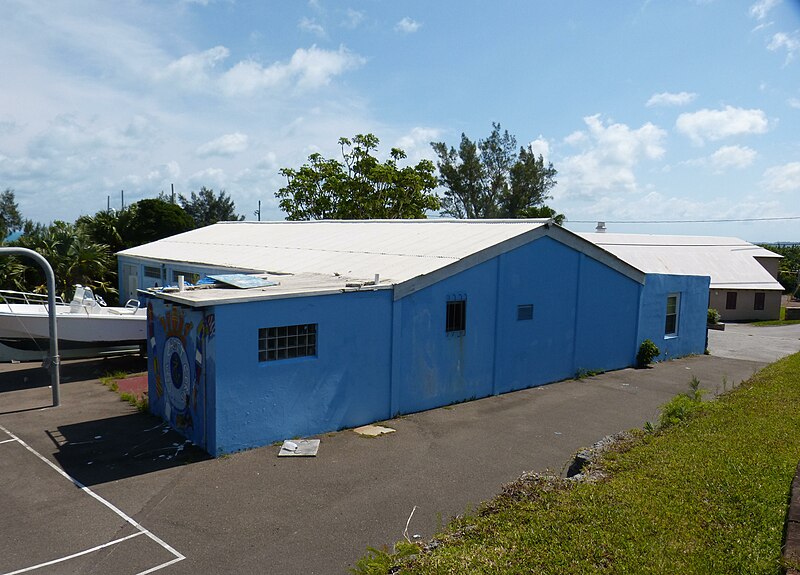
517;304;533;321
754;292;765;311
446;299;466;334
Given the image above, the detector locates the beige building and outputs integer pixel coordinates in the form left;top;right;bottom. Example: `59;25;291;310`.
579;233;784;322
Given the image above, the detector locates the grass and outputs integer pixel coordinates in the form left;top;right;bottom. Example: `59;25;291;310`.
752;306;800;327
100;370;148;412
356;352;800;574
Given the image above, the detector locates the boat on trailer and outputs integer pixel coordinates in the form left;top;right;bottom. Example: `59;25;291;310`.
0;285;146;362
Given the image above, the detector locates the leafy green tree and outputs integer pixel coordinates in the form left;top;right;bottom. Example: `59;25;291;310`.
760;244;800;294
0;189;23;240
14;221;117;302
76;210;126;254
118;199;194;247
276;133;440;220
179;187;244;227
431;123;562;221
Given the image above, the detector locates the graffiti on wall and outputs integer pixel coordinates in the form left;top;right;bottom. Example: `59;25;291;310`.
148;301;215;447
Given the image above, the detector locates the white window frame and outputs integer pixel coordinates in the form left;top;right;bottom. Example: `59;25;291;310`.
665;293;680;338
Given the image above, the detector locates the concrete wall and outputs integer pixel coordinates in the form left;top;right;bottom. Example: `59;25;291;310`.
637;274;709;361
754;256;780;279
119;255;255;303
146;237;711;456
210;290;393;455
147;298;216;451
708;289;782;322
391;236;645;415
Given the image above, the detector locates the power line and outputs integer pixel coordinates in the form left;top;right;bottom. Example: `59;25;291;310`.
569;216;800;224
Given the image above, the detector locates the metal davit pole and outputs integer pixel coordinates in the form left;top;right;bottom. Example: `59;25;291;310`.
0;248;60;406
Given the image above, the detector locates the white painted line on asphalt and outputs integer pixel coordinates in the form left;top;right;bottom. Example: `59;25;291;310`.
0;423;186;574
3;532;145;575
0;438;15;445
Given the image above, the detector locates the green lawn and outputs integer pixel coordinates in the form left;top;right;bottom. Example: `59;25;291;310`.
358;352;800;574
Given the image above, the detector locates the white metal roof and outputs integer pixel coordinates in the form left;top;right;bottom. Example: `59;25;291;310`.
120;219;554;283
579;232;783;291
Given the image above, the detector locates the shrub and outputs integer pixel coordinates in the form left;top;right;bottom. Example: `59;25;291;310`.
707;308;721;324
636;339;660;368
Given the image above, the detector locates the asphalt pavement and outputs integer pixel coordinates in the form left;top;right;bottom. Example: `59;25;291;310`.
1;324;799;574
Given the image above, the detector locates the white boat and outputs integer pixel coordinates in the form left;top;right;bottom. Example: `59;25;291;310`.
0;285;146;362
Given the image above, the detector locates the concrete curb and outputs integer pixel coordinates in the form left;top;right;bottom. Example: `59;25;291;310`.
784;461;800;574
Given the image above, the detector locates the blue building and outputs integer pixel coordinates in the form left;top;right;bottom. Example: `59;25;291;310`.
119;220;709;456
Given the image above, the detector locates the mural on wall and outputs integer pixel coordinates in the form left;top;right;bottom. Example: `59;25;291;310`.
148;300;215;448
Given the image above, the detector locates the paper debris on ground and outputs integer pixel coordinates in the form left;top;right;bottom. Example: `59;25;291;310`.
278;439;320;457
353;424;396;437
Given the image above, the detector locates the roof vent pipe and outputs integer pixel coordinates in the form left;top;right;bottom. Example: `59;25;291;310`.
595;221;606;233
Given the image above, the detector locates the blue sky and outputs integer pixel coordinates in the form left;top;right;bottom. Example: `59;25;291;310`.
2;0;799;241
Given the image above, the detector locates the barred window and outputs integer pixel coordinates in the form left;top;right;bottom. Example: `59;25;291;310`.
259;323;317;362
446;299;466;334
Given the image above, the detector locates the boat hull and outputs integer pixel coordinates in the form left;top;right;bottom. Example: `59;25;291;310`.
0;303;146;362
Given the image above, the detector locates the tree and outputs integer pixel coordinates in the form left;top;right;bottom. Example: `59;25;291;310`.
14;221;117;302
0;189;23;240
431;123;562;221
117;199;194;247
276;133;441;220
179;187;244;227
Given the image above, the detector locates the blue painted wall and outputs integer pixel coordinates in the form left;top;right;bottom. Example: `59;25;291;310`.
393;236;646;414
637;273;710;361
147;298;216;451
145;237;710;456
210;289;393;455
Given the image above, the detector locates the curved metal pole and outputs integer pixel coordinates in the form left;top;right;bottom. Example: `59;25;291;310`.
0;248;60;406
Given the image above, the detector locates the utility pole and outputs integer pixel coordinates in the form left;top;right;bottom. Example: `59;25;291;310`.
254;200;261;221
121;189;125;211
171;183;176;204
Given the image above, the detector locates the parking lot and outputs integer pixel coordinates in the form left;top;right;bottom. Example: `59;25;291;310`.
1;325;799;574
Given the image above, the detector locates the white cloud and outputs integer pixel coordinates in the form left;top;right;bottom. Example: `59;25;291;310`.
645;91;697;107
708;145;757;172
395;17;421;34
161;46;229;88
676;106;769;144
789;97;800;109
767;31;800;63
761;162;800;193
394;127;442;162
343;9;365;28
196;132;249;157
220;45;365;95
298;17;326;37
749;0;780;20
556;115;666;199
528;136;551;162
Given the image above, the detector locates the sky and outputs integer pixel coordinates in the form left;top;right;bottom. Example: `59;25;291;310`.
1;0;799;242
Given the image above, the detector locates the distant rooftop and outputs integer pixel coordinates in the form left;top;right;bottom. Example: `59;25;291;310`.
579;232;783;290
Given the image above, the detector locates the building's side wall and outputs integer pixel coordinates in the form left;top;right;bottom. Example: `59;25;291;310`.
638;274;709;360
211;290;393;455
147;297;216;452
393;236;644;414
708;289;782;322
754;256;780;279
118;255;256;303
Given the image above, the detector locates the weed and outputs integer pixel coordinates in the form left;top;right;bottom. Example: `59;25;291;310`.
351;542;419;575
119;391;148;413
99;370;127;389
659;377;706;429
574;368;605;380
